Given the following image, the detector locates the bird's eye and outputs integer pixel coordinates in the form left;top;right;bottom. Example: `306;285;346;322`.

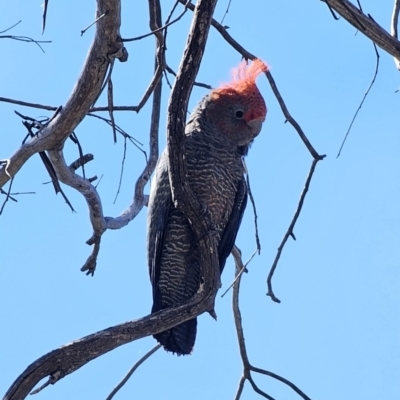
235;110;244;119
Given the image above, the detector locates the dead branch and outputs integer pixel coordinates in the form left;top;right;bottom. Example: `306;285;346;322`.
3;288;221;400
231;246;312;400
337;43;380;157
166;0;220;322
0;0;127;190
0;177;14;215
0;32;51;53
267;159;321;303
122;0;190;42
105;344;161;400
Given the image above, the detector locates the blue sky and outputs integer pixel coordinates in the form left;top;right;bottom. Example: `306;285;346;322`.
1;1;400;399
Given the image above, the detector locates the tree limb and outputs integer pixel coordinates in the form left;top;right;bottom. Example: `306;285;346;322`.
323;0;400;60
166;0;220;316
3;291;220;400
231;246;313;400
0;0;127;190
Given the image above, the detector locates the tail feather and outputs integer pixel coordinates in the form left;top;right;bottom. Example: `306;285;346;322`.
154;318;197;355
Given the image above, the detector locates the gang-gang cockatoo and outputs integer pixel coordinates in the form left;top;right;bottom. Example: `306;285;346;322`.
147;59;268;355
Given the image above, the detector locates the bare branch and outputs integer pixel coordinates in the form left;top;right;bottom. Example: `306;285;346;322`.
323;0;400;59
3;280;223;400
0;0;127;190
107;75;117;143
0;177;14;215
234;375;246;400
337;43;380;157
113;137;127;204
166;0;220;320
122;0;190;42
231;247;313;400
0;20;21;34
0;35;51;53
267;158;321;303
105;344;161;400
81;10;109;36
164;64;213;89
220;0;232;25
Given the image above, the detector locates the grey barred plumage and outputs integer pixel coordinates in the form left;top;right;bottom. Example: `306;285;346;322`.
147;60;268;355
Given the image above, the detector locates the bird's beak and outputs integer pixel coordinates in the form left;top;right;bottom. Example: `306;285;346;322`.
247;118;264;137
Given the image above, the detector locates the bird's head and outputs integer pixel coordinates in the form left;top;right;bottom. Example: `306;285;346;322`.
206;59;268;147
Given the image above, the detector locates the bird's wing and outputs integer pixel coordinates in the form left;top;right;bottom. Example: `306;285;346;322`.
218;176;248;273
147;150;173;302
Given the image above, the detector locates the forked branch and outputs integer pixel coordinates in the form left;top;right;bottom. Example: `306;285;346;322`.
231;246;312;400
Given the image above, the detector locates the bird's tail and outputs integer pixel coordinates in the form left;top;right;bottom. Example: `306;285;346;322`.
154;318;197;356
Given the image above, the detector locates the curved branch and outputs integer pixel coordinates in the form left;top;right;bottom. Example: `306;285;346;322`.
0;0;127;190
3;289;219;400
47;0;164;274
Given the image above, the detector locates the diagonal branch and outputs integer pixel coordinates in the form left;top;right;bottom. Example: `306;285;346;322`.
267;158;321;303
105;344;161;400
2;288;222;400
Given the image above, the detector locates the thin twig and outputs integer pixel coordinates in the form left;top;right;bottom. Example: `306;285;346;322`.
16;114;75;211
0;177;14;215
87;113;144;148
107;77;117;143
0;96;153;113
337;43;380;157
0;20;21;33
105;344;161;400
122;0;190;42
244;163;260;254
113;137;127;204
220;0;232;25
231;247;313;400
0;35;51;52
267;158;321;303
165;64;213;89
81;11;109;36
220;247;257;298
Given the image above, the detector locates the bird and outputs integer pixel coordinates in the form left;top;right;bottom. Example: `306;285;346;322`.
147;59;268;355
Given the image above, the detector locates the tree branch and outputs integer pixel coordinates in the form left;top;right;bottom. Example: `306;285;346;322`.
267;158;321;303
166;0;220;318
3;290;221;400
0;0;127;190
231;246;313;400
323;0;400;60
